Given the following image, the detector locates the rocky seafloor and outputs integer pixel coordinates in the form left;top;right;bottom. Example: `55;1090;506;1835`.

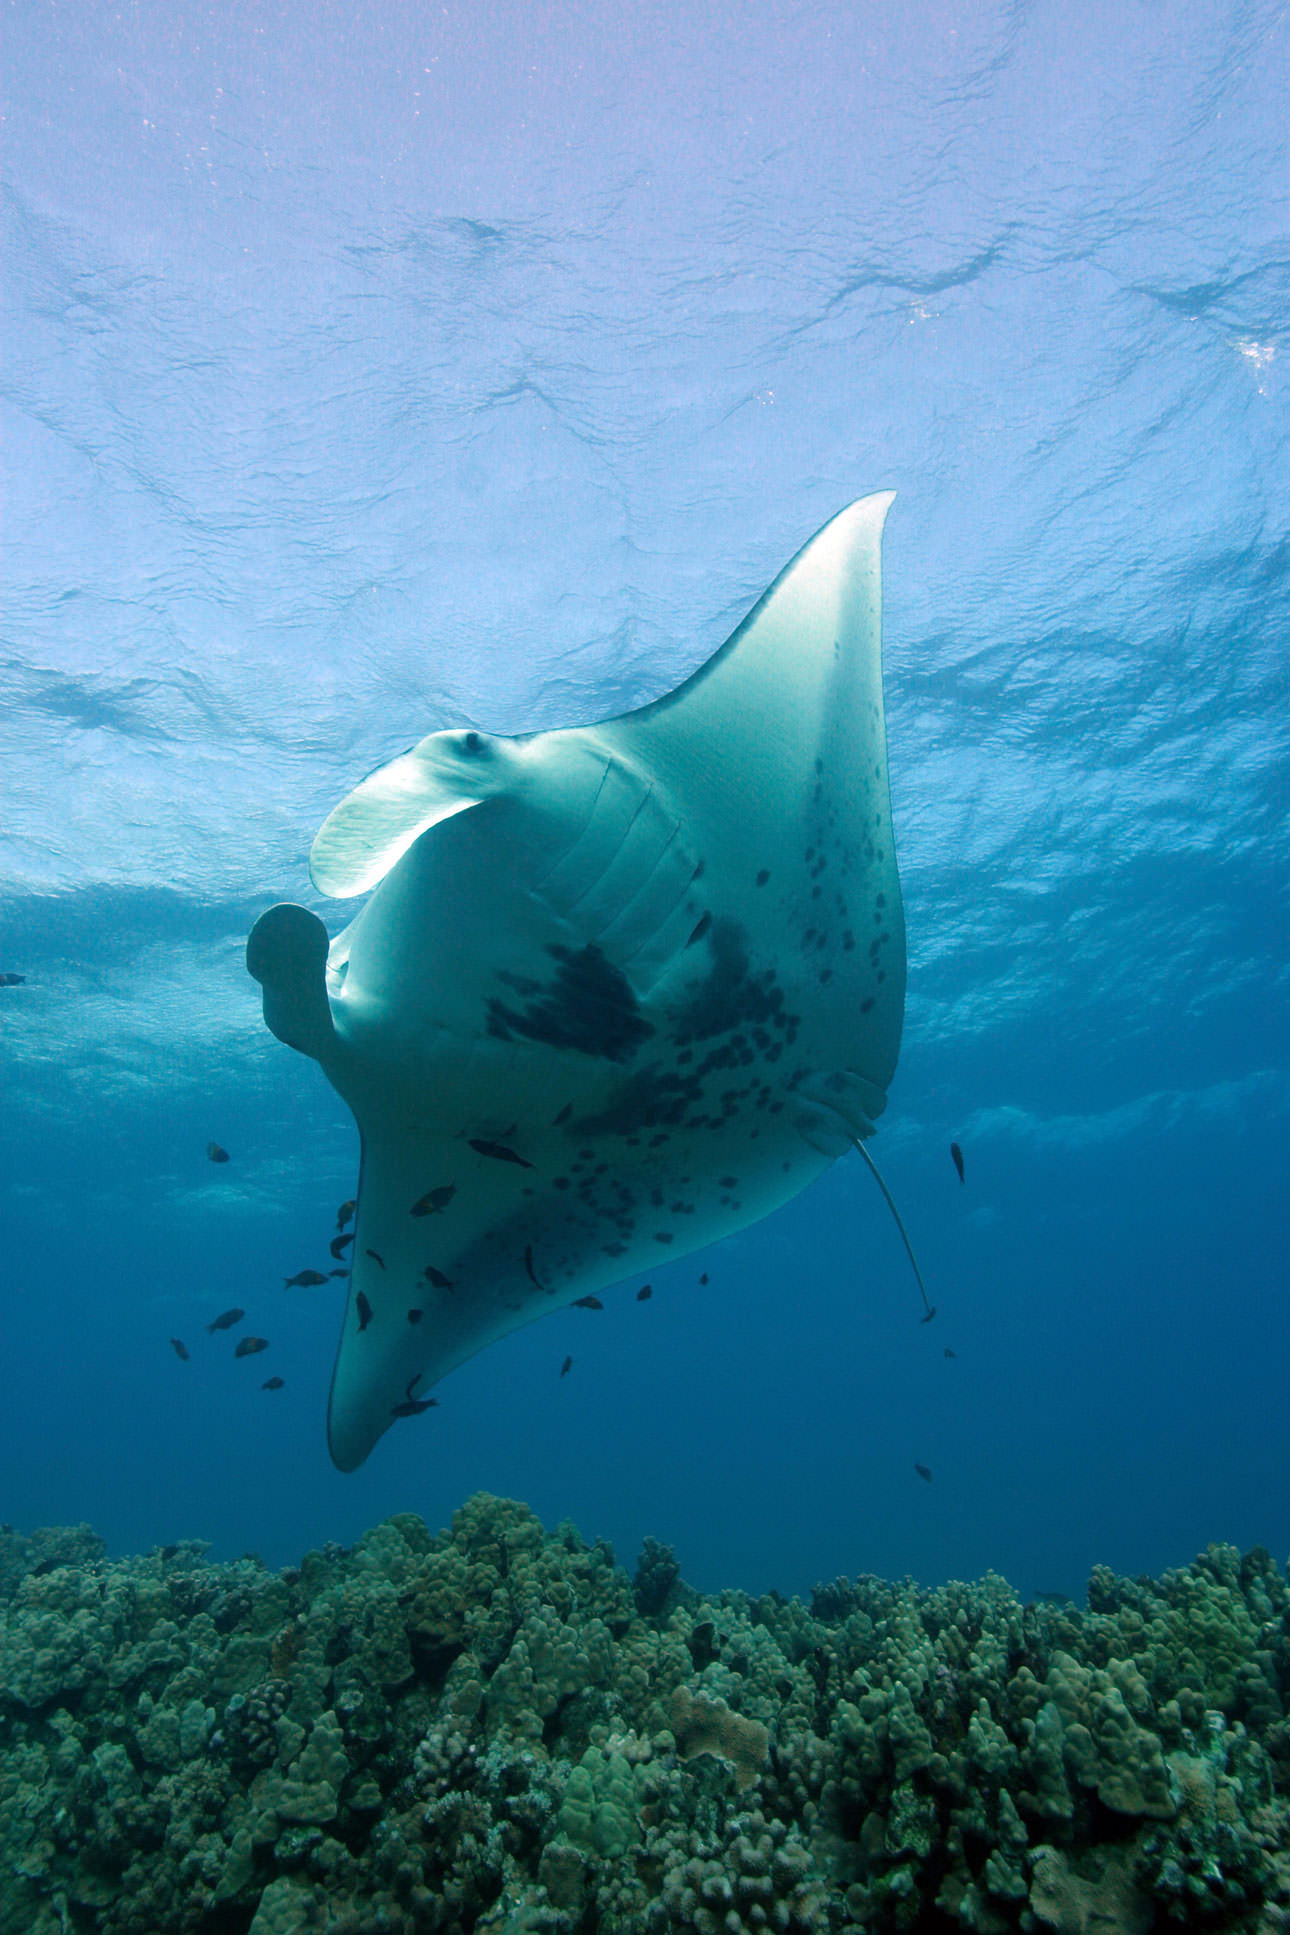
2;1496;1288;1933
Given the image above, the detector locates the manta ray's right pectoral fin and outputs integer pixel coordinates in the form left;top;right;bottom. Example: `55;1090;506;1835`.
247;903;337;1062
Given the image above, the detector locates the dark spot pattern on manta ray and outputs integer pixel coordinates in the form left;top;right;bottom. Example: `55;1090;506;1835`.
485;942;655;1062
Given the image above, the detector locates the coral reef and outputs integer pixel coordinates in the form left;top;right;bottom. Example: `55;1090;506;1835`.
1;1498;1288;1931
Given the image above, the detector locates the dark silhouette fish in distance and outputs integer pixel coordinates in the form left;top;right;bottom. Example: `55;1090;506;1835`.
0;972;25;986
915;1463;932;1482
950;1141;965;1183
944;1347;957;1359
356;1291;374;1331
336;1199;357;1229
261;1376;285;1390
235;1336;270;1358
560;1354;573;1378
573;1295;603;1310
330;1233;355;1259
169;1337;190;1361
637;1284;652;1301
206;1141;230;1163
206;1307;244;1333
329;1268;349;1278
284;1269;328;1287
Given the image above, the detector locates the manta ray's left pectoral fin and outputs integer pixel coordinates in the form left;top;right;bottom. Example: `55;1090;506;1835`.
247;902;337;1062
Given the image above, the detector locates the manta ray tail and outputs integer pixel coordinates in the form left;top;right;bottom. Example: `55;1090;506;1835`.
852;1138;935;1323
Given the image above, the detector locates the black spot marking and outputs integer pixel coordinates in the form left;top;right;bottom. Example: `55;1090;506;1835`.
487;943;654;1062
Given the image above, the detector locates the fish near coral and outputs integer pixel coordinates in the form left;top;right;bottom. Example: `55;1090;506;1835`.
249;498;912;1469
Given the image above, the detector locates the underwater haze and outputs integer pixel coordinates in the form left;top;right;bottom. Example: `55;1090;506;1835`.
2;0;1287;1603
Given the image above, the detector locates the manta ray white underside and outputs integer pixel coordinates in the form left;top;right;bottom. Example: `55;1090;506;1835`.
248;493;906;1469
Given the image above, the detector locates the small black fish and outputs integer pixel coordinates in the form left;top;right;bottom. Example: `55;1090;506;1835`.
206;1307;244;1333
560;1354;573;1378
390;1375;436;1419
336;1199;356;1230
914;1463;932;1483
160;1544;180;1560
573;1295;603;1310
329;1232;355;1259
524;1245;545;1291
423;1264;453;1289
365;1249;385;1268
169;1337;190;1361
407;1307;424;1324
329;1268;350;1279
698;1272;709;1285
468;1138;532;1169
920;1306;937;1325
234;1336;269;1358
552;1103;572;1126
356;1291;374;1331
411;1185;456;1217
206;1141;230;1164
636;1284;652;1302
283;1269;328;1288
950;1141;965;1184
944;1347;957;1360
261;1376;285;1391
0;972;25;986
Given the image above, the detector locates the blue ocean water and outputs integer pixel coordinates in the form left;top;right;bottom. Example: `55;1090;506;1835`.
1;0;1286;1605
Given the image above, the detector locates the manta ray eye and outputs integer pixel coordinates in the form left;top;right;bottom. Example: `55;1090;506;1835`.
461;731;485;755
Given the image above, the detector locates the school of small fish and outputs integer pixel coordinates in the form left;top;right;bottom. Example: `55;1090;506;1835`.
169;1137;970;1456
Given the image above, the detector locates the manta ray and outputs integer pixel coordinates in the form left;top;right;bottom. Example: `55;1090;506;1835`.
248;492;910;1470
